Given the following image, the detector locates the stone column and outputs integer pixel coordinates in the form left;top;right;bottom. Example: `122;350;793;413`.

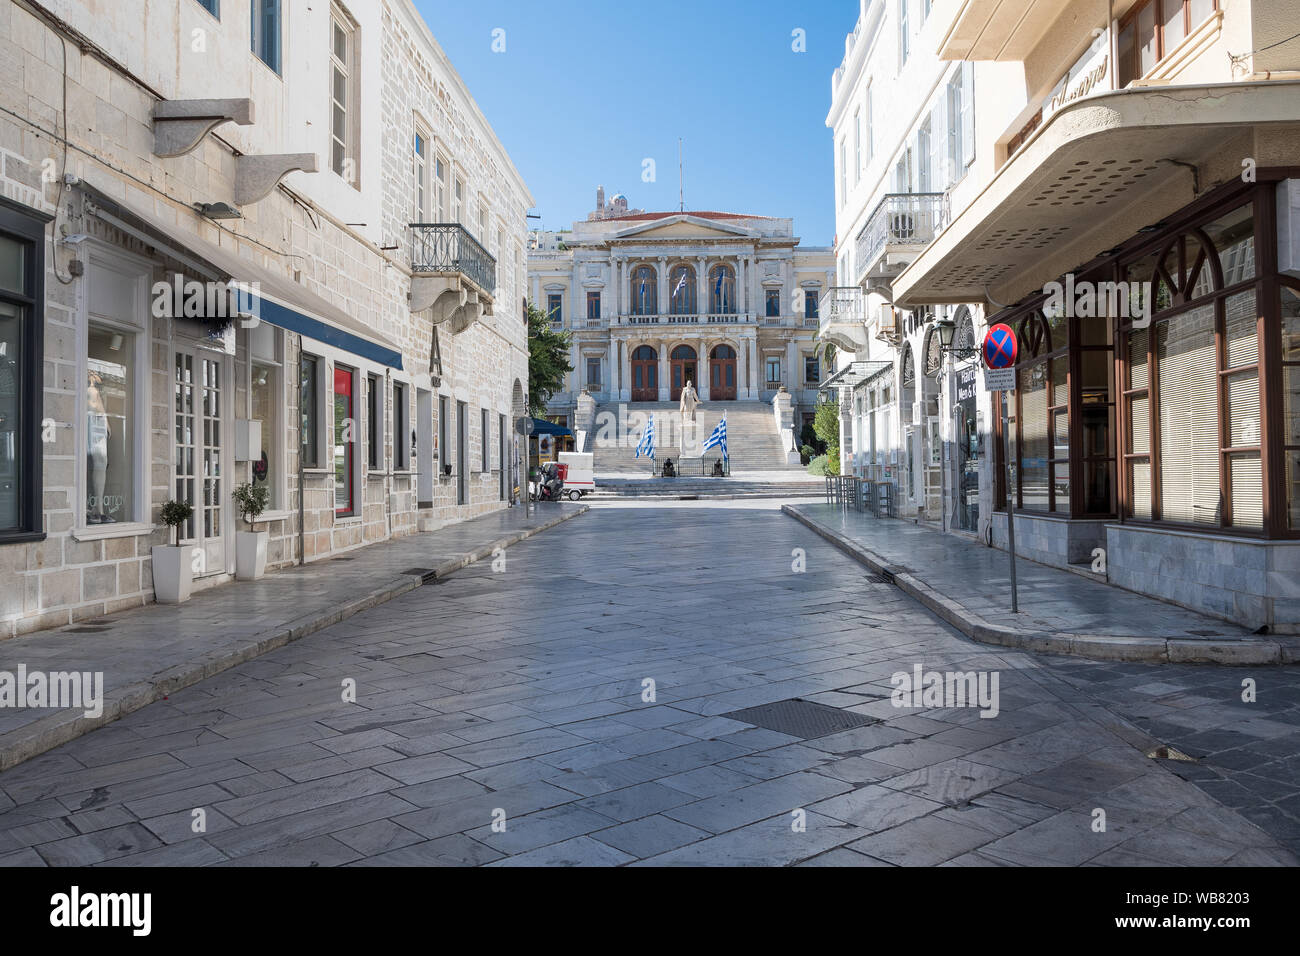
624;338;634;403
613;257;623;319
657;256;668;318
698;336;710;402
658;338;670;402
746;337;758;400
737;257;747;315
787;340;800;398
696;256;708;316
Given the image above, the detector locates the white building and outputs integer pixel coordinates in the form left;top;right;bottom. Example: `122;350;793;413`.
528;189;834;469
826;0;1300;634
0;0;531;637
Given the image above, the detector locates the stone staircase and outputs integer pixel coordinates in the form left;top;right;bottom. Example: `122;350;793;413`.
585;400;793;474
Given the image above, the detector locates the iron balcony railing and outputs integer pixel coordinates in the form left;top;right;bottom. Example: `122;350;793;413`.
854;193;948;281
410;223;496;295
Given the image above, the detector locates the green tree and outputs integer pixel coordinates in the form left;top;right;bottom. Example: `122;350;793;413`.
813;398;841;476
526;300;573;417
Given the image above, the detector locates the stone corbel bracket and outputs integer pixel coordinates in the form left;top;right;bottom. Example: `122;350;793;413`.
152;98;254;158
447;290;484;335
412;277;466;320
234;153;318;206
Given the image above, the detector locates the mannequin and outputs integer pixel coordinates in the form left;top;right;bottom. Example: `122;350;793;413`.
87;372;112;523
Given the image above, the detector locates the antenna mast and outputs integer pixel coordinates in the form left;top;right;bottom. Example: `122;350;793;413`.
678;138;684;213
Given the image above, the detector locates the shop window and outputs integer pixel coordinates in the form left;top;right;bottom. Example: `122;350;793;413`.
250;358;280;509
367;373;382;471
301;354;322;468
1282;286;1300;530
1122;197;1265;531
438;394;449;472
394;382;409;471
334;365;355;516
85;324;136;525
0;209;44;539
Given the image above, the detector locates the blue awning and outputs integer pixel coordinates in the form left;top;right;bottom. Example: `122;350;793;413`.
83;181;404;369
531;418;573;437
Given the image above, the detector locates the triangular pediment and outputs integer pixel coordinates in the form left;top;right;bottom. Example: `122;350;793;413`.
612;214;757;241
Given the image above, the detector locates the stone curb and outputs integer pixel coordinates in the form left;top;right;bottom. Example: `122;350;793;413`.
0;506;588;773
782;505;1295;666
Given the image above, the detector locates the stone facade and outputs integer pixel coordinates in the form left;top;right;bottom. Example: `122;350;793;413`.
528;191;834;435
0;0;531;639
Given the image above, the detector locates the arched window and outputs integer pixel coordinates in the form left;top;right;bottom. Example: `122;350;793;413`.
631;265;657;316
953;307;976;355
671;345;697;361
710;345;736;360
709;264;736;314
669;264;696;315
632;345;657;362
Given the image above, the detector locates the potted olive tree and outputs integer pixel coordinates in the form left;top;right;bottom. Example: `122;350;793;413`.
152;499;195;604
233;481;271;581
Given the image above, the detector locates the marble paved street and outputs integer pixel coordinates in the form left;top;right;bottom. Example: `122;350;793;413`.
0;500;1295;866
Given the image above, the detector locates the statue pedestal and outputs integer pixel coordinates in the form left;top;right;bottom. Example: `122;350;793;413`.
679;420;704;459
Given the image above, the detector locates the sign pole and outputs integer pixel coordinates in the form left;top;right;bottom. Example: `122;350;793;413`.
1002;391;1019;614
983;322;1020;614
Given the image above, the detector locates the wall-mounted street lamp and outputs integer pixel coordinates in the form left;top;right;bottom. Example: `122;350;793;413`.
932;315;979;360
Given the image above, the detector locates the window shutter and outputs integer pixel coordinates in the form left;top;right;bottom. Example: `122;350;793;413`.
961;61;976;170
930;95;946;189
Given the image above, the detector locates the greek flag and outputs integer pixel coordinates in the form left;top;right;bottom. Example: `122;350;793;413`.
702;415;728;460
635;414;656;459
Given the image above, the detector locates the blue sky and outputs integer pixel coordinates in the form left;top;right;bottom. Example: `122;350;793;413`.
413;0;852;247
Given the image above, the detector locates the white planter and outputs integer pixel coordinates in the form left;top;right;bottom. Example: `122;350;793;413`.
236;529;268;581
151;545;193;604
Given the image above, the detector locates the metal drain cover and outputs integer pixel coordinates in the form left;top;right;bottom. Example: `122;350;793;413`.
722;698;878;739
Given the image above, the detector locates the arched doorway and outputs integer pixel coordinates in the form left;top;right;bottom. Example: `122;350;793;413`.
709;345;737;400
670;345;697;401
630;345;658;402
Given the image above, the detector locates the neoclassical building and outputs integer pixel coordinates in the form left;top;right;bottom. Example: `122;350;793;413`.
528;191;834;453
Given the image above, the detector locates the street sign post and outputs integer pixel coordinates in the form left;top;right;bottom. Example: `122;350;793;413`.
982;324;1020;614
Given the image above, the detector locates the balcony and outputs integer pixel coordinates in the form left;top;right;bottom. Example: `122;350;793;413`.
855;193;949;288
617;313;756;326
818;287;870;353
407;223;497;333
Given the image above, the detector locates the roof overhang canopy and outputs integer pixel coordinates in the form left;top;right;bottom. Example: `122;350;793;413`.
892;81;1300;307
82;181;404;369
937;0;1072;61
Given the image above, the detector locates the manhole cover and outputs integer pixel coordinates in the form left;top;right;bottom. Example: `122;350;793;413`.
864;573;891;584
721;698;878;739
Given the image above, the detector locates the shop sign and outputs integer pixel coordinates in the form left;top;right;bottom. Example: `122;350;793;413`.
1042;29;1111;127
956;367;978;402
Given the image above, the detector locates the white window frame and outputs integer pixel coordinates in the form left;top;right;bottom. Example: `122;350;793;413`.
393;379;411;473
853;108;862;185
329;3;360;187
366;371;384;474
73;243;153;540
413;122;430;221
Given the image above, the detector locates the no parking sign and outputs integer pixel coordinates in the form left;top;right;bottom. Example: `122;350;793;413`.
983;323;1017;391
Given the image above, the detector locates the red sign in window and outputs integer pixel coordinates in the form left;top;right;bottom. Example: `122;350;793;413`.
334;367;354;515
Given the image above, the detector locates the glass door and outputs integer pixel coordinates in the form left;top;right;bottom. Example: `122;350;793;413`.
174;348;228;576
